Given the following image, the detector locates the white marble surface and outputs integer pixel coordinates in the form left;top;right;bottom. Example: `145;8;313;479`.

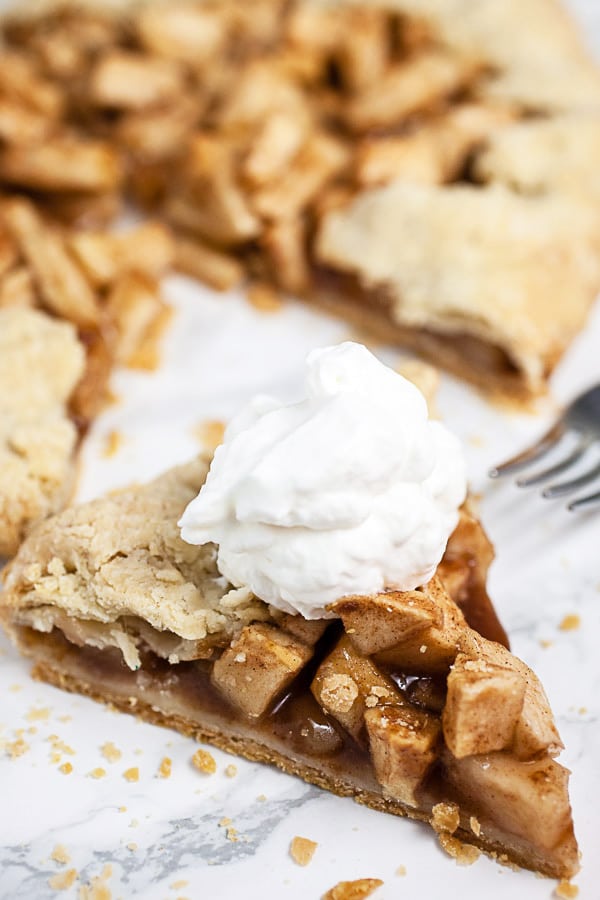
2;3;600;898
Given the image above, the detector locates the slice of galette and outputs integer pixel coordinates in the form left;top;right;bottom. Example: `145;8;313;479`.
0;456;577;880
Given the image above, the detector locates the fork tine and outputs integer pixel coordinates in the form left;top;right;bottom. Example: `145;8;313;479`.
516;438;591;487
488;422;565;478
541;461;600;498
568;489;600;511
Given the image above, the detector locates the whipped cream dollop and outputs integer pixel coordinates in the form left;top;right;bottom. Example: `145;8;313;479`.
179;343;467;619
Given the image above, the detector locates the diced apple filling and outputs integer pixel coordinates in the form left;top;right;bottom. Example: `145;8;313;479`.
443;749;574;851
331;588;441;655
211;623;313;718
365;704;441;806
311;636;399;740
443;652;526;758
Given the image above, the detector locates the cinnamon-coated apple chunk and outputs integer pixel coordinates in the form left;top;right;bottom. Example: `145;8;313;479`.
211;623;313;718
331;589;441;655
311;636;398;741
365;704;441;807
458;631;562;760
443;652;526;758
442;749;574;852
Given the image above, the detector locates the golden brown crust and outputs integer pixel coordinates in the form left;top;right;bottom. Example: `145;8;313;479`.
0;307;85;557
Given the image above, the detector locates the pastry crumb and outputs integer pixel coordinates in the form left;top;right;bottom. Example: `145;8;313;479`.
48;868;78;891
126;842;138;852
320;674;359;714
395;865;406;876
51;845;71;865
431;802;460;835
5;737;29;758
555;880;579;898
192;748;216;774
100;742;121;763
322;878;383;900
88;767;107;779
540;639;554;649
256;794;267;802
246;281;283;313
123;767;139;782
59;762;73;774
78;863;112;900
48;736;75;756
102;430;124;458
9;683;22;692
469;816;481;837
224;764;237;778
170;881;189;890
219;817;232;827
26;706;50;722
158;756;172;778
438;833;480;866
290;836;317;866
192;419;226;452
118;806;127;813
559;614;580;632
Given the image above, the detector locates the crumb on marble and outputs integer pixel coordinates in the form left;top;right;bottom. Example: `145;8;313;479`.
322;878;384;900
256;794;267;802
126;842;138;852
58;715;72;724
26;706;50;722
88;767;107;779
100;742;121;763
59;762;73;774
555;881;579;899
102;430;124;459
192;419;226;452
540;639;554;649
48;868;78;891
78;863;113;900
395;865;406;877
192;748;216;775
559;614;580;632
224;764;237;778
437;833;480;866
290;836;317;866
578;707;587;715
48;735;75;756
9;684;22;692
219;817;232;827
158;756;172;778
430;802;460;835
5;737;29;758
118;806;127;813
50;844;71;865
246;281;283;313
123;767;139;782
170;881;189;890
554;879;579;900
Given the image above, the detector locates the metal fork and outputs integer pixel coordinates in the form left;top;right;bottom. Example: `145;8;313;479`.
489;382;600;511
